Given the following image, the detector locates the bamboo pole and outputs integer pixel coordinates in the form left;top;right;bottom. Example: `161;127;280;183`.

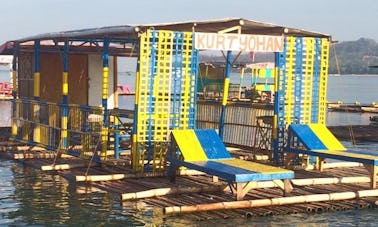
291;176;371;186
3;146;47;151
14;153;56;159
76;186;105;194
0;141;22;146
164;189;378;214
305;162;363;170
75;169;205;182
254;154;270;161
121;185;227;200
114;176;374;200
41;163;98;171
76;174;127;182
0;146;32;151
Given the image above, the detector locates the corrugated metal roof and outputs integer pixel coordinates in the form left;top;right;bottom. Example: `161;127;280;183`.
139;18;330;38
11;17;331;43
13;25;138;43
0;18;331;55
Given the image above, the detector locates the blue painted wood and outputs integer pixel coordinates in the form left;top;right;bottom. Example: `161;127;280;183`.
289;148;378;165
168;158;294;183
219;51;232;140
195;129;231;159
289;124;327;150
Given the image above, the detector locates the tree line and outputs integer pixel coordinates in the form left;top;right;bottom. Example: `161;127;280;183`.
329;38;378;75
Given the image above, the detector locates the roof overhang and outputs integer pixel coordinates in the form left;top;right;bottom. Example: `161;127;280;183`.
0;18;331;55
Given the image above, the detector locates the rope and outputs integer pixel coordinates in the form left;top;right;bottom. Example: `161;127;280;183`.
348;126;356;145
51;139;62;166
84;133;101;177
331;42;356;146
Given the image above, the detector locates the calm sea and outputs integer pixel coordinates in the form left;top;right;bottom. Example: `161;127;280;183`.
1;72;378;226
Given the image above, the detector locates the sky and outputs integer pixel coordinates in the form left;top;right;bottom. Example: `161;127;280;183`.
0;0;377;44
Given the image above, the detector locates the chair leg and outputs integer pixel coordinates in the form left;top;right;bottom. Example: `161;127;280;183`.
317;157;325;171
284;179;293;196
235;183;243;201
167;165;178;183
369;165;377;189
285;153;295;168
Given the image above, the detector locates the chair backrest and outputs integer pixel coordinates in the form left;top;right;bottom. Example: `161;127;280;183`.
289;124;346;151
171;129;232;161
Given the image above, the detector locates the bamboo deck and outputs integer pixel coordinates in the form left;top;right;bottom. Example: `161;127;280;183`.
1;141;378;220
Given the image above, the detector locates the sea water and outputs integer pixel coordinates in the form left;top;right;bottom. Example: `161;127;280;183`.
1;74;378;226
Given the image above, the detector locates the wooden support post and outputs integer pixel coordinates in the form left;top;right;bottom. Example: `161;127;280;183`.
11;43;19;137
61;41;69;149
33;40;41;144
168;165;178;183
218;51;232;139
241;181;257;196
285;153;296;168
273;179;284;189
101;38;110;159
317;157;325;171
364;164;377;189
284;179;293;195
235;182;243;201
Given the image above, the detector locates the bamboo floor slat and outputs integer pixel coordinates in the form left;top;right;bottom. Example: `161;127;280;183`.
1;142;378;219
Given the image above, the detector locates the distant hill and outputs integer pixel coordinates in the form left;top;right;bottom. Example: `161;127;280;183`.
200;38;378;75
329;38;378;74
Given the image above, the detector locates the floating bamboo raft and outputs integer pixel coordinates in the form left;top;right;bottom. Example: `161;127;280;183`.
1;142;378;220
327;102;378;113
328;125;378;141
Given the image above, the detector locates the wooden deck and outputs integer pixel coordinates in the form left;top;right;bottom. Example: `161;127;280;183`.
1;142;378;219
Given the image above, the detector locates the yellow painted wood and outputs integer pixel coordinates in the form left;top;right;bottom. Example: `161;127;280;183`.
284;36;296;124
318;38;330;124
33;72;40;97
216;158;292;174
172;130;207;161
62;72;68;95
222;78;230;106
12;70;17;91
303;37;314;123
309;124;346;151
102;67;109;99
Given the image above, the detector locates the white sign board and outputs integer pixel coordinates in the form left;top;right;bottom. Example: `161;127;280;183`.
194;32;284;52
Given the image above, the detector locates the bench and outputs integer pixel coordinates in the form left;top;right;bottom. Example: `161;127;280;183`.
285;124;378;188
167;129;294;200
